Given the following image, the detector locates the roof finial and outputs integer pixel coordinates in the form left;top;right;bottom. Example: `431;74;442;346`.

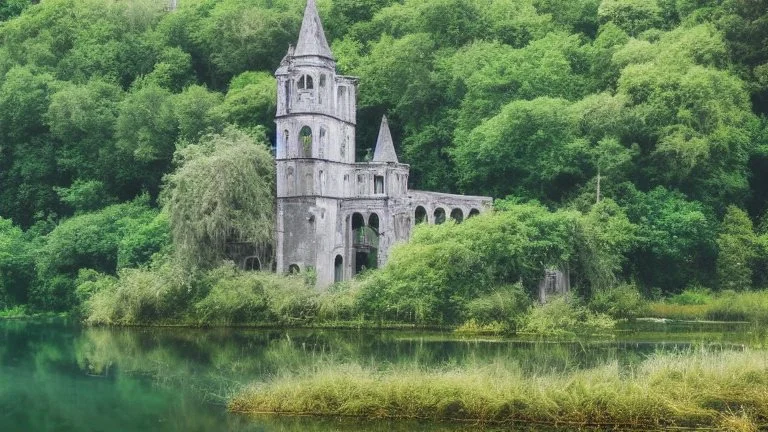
373;116;398;163
294;0;333;59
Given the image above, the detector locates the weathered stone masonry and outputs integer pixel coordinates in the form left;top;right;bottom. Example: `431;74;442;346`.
275;0;492;288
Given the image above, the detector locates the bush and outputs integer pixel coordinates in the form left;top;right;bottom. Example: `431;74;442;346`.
589;283;648;319
517;294;615;336
464;283;530;325
263;274;318;323
84;262;187;325
668;287;713;305
194;273;270;325
356;204;582;324
33;198;165;311
317;281;363;322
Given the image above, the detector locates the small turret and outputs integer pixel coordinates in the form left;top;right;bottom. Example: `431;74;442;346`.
373;116;398;163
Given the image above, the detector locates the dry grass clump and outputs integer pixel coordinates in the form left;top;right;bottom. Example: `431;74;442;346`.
230;350;768;429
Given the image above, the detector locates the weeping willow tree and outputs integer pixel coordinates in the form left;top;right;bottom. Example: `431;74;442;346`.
162;126;275;271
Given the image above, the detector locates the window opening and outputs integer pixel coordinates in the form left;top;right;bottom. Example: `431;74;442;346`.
374;176;384;194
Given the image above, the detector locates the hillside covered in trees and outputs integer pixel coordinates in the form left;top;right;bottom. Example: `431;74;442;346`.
1;0;767;318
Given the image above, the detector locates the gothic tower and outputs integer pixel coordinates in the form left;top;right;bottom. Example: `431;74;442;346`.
274;0;492;288
274;0;359;282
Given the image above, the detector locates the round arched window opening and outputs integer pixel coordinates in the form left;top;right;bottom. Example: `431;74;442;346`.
415;206;428;225
299;126;312;157
334;255;343;283
288;264;300;274
434;208;446;225
450;208;464;223
244;256;261;271
468;208;481;218
298;75;314;90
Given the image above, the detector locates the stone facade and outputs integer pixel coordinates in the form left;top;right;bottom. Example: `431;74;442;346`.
275;0;492;288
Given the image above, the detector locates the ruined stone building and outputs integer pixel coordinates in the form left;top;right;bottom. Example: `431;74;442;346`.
274;0;492;288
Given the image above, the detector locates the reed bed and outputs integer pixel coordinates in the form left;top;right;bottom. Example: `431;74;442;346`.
230;350;768;430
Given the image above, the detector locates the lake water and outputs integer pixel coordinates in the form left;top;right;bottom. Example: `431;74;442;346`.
0;318;758;432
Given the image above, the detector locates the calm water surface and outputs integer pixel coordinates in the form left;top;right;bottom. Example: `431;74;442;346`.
0;318;757;432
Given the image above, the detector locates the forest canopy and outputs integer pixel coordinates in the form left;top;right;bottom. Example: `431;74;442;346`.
1;0;767;312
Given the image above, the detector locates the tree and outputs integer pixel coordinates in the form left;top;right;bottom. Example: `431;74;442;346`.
161;127;275;272
0;218;34;307
0;0;31;22
212;71;276;136
452;97;585;201
716;206;757;290
576;199;637;292
620;186;716;292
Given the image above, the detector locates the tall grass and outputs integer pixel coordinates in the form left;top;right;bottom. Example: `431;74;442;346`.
230;349;768;430
706;291;768;323
647;290;768;323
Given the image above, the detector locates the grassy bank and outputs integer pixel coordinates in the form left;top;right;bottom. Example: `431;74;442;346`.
647;290;768;323
230;350;768;430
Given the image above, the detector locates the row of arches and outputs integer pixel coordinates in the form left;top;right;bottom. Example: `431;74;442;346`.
414;206;480;225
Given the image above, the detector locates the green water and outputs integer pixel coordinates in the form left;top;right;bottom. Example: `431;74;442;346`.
0;318;758;432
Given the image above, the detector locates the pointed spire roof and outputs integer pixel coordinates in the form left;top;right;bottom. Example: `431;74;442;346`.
373;116;398;163
294;0;333;59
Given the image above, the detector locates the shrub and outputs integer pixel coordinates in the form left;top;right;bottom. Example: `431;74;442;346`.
589;283;648;319
517;294;615;336
454;319;507;335
263;274;318;324
33;198;163;311
317;281;363;322
84;262;187;325
464;283;530;325
668;287;713;305
194;273;270;325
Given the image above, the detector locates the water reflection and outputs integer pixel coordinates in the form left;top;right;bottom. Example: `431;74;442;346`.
0;318;761;432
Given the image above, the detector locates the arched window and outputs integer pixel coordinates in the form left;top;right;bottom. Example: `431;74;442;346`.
319;74;327;104
338;86;347;117
283;130;289;151
288;264;300;274
299;126;312;157
434;208;446;225
334;255;343;283
450;208;464;223
319;127;327;159
368;213;380;234
286;167;295;195
415;206;428;224
284;81;291;108
298;75;314;90
244;256;261;271
304;173;313;195
469;208;480;218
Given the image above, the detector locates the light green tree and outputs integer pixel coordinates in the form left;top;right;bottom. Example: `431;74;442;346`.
716;206;757;290
161;127;275;272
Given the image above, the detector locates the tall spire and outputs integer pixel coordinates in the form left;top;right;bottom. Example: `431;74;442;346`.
294;0;333;59
373;116;398;163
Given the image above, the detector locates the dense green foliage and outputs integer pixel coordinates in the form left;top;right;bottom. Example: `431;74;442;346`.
1;0;768;318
